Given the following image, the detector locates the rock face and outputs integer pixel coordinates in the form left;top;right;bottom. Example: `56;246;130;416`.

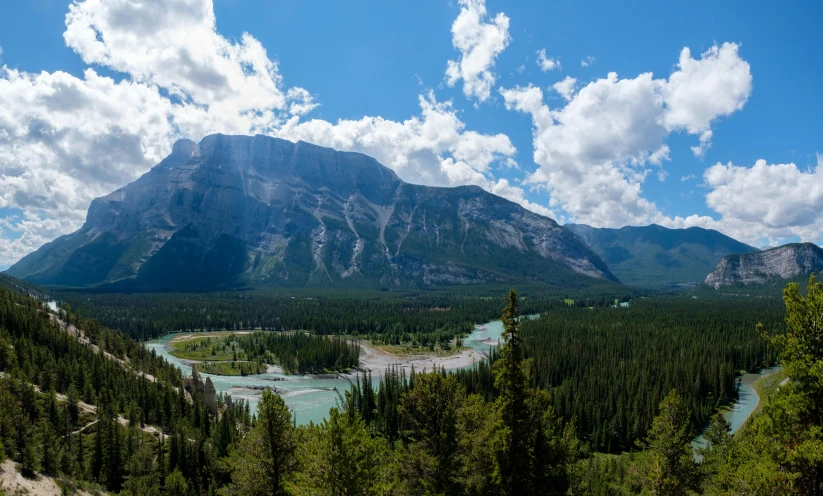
704;243;823;288
6;134;617;290
566;224;758;288
183;365;218;414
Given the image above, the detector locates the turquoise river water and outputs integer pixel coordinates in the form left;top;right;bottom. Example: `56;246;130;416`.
146;318;505;425
145;316;779;446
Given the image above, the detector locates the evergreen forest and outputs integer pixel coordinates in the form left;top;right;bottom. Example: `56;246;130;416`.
0;278;821;494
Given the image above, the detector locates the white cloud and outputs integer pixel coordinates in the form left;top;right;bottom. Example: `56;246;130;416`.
663;44;751;134
63;0;310;123
552;76;577;101
489;178;561;221
581;55;595;67
680;174;696;182
698;157;823;242
0;213;75;269
445;0;511;102
0;66;177;231
536;49;560;71
691;130;713;159
632;156;823;247
277;92;516;188
500;43;752;228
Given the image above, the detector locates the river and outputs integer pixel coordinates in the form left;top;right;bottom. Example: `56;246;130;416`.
692;365;783;456
146;319;504;425
148;316;775;442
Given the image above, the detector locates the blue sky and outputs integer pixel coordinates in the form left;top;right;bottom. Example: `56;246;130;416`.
0;0;821;267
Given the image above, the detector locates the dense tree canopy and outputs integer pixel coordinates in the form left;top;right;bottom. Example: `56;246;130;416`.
1;275;819;494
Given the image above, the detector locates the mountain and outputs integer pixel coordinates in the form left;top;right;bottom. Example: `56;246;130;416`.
704;242;823;288
565;223;758;288
6;134;617;291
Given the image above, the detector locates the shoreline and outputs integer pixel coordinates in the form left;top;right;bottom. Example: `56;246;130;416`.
343;340;485;380
693;365;784;456
163;332;485;379
745;367;787;430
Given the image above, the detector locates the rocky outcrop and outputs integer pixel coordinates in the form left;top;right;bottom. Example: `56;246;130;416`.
704;243;823;288
6;134;617;290
183;365;218;414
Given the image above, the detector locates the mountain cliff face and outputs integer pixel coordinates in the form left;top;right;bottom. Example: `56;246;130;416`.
565;223;758;288
704;243;823;288
7;134;617;290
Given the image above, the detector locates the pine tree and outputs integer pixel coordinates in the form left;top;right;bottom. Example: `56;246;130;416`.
291;408;393;495
398;372;464;494
492;289;531;495
227;390;297;495
640;390;700;495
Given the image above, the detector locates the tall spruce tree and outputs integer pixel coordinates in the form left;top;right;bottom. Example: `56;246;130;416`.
639;390;701;495
492;289;531;495
227;390;297;495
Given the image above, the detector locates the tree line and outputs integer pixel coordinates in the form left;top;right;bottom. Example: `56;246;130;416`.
54;288;629;343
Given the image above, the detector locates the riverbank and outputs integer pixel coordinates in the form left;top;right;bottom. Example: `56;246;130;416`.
353;340;485;378
746;368;788;429
692;365;783;455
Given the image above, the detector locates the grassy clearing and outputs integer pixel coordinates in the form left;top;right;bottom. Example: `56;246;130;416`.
169;334;248;361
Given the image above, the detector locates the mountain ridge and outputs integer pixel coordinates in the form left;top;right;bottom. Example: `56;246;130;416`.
565;223;758;288
7;134;617;291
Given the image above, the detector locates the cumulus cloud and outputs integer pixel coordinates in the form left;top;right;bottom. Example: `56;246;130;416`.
680;174;696;182
277;93;516;188
0;66;179;262
552;76;577;101
536;49;560;71
698;156;823;242
581;55;595;67
445;0;511;102
663;44;751;134
63;0;310;123
500;43;753;228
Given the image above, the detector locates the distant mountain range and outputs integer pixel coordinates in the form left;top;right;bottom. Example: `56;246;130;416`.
705;243;823;288
565;224;759;288
6;134;617;291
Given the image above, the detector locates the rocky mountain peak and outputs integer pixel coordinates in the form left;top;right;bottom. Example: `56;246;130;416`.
7;134;617;290
704;242;823;288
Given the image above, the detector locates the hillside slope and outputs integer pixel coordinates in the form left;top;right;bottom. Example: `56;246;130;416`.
566;224;758;288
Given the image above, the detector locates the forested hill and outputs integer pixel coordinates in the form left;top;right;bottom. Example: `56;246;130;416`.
0;272;50;301
566;223;758;288
7;133;616;291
